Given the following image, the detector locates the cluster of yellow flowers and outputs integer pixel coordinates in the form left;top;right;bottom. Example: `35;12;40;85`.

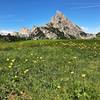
70;71;86;78
7;58;16;68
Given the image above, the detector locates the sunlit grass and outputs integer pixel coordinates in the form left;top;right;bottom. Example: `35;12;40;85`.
0;39;100;99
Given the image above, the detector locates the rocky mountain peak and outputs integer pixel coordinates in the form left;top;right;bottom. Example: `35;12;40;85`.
10;11;89;39
19;28;30;37
20;28;30;34
51;10;82;30
51;10;67;27
50;11;84;38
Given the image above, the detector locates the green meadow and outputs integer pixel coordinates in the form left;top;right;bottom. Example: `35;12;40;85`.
0;40;100;100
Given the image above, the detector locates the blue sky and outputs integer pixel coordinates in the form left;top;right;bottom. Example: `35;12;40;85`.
0;0;100;33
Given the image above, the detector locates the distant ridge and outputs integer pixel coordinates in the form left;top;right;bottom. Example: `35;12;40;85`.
1;11;95;39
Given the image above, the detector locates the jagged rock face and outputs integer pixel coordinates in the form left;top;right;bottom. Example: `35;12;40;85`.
30;25;69;39
19;28;30;37
30;26;59;39
40;27;58;39
1;11;90;40
30;27;46;39
51;11;83;39
18;11;87;39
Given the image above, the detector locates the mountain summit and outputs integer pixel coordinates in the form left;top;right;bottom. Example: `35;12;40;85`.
50;11;84;39
13;11;89;39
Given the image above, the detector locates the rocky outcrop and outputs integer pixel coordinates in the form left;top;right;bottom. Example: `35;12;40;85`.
96;32;100;37
19;28;30;37
12;11;89;39
30;27;46;39
30;24;70;39
50;11;84;39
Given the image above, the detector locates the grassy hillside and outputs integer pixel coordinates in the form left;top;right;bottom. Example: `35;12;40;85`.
0;40;100;100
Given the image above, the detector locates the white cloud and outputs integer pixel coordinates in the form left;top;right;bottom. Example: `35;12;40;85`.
0;14;24;22
81;26;89;32
0;14;15;19
71;4;100;9
81;26;100;34
0;29;14;35
93;26;100;33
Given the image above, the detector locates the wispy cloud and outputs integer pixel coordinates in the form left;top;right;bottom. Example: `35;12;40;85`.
0;29;14;35
0;14;15;19
0;19;24;22
91;26;100;33
81;26;100;33
0;14;24;22
71;4;100;9
81;26;89;32
70;2;100;5
0;30;13;33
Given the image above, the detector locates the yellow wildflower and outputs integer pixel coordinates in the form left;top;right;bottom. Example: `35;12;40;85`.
12;59;15;62
7;58;9;61
40;57;43;59
25;59;28;62
33;61;37;63
14;75;18;78
8;65;12;68
68;61;71;64
71;71;74;74
31;53;33;56
24;69;29;74
73;57;77;59
10;62;13;66
82;74;86;78
57;85;61;89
